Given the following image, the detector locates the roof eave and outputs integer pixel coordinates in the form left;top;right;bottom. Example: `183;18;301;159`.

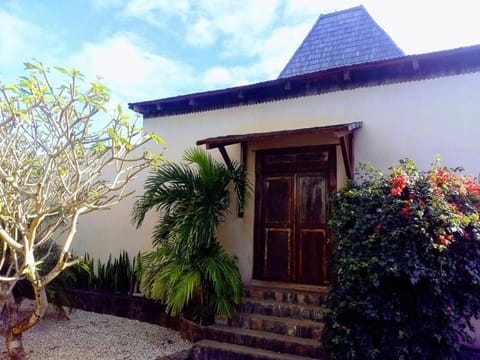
129;44;480;118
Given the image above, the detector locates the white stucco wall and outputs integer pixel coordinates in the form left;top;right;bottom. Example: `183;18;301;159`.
74;72;480;282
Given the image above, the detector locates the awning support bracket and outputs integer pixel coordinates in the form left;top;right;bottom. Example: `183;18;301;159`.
217;145;234;171
336;132;354;179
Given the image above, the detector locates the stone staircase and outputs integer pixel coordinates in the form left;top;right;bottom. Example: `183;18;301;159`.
192;282;329;359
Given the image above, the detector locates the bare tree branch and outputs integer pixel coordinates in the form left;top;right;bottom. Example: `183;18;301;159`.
0;60;163;358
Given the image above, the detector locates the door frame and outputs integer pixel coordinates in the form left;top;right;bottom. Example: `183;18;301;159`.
252;145;337;284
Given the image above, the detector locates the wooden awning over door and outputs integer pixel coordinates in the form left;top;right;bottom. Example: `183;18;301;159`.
196;121;362;179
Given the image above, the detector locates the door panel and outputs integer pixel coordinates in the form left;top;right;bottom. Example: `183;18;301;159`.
254;146;335;285
264;229;291;281
296;174;327;284
264;177;292;223
297;175;326;225
297;229;326;284
263;176;293;282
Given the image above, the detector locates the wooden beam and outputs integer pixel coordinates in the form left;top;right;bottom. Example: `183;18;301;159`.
338;134;353;179
217;145;234;171
197;122;362;148
239;142;247;218
241;142;247;169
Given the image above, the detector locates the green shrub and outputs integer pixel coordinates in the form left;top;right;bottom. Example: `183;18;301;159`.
137;241;243;324
73;251;138;295
322;159;480;359
133;148;249;324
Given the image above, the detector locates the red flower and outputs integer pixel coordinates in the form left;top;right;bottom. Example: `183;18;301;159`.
391;187;403;196
400;206;410;219
463;177;480;197
391;173;409;196
438;234;453;246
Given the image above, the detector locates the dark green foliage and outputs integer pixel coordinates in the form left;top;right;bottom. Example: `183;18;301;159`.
322;160;480;359
136;242;243;324
133;148;249;324
12;241;89;313
73;251;138;295
47;264;89;313
132;148;249;254
69;253;95;290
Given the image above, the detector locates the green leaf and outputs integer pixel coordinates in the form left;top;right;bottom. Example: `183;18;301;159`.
146;132;165;144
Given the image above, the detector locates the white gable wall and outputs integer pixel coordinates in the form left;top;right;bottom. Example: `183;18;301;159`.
75;72;480;282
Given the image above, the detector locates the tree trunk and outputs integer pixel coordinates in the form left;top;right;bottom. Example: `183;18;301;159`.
4;294;24;360
6;332;24;360
4;283;48;359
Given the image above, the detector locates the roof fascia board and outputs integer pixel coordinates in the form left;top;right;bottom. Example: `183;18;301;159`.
129;45;480;118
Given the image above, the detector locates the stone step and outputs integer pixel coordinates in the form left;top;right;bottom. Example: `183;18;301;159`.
215;312;324;340
239;298;325;322
245;284;328;307
205;325;326;358
193;340;322;360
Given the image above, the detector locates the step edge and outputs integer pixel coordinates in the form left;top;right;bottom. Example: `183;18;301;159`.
247;280;329;294
227;312;325;326
195;339;320;360
241;297;326;310
207;324;324;347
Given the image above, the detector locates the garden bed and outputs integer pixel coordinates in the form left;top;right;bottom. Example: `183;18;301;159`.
69;289;206;342
0;300;192;359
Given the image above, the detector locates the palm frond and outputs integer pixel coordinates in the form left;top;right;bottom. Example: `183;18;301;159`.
136;246;173;297
131;164;197;228
151;213;178;246
229;160;251;214
134;147;250;322
168;269;201;316
200;245;243;302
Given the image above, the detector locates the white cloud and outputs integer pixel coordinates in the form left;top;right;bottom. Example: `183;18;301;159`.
89;0;123;10
186;18;216;47
364;0;480;54
202;0;280;57
114;0;300;84
284;0;361;18
0;10;59;80
122;0;191;26
68;32;196;105
119;0;280;53
201;65;258;90
251;23;313;79
202;67;233;88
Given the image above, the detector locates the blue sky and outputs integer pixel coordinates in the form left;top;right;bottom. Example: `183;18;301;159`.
1;0;479;108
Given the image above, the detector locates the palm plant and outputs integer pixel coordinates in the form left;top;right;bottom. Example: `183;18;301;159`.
132;148;249;324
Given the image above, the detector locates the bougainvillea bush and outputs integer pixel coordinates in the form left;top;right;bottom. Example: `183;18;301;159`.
322;159;480;359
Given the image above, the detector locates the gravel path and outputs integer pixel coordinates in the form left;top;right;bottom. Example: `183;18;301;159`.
1;301;192;359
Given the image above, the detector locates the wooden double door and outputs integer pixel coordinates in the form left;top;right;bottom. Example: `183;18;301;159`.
254;146;335;285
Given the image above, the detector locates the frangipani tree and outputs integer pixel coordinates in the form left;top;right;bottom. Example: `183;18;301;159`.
0;61;162;359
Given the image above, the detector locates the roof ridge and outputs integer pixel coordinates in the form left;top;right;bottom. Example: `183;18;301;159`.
278;5;404;78
315;4;365;20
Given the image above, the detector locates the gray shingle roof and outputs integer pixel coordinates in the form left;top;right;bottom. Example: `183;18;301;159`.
278;5;404;78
